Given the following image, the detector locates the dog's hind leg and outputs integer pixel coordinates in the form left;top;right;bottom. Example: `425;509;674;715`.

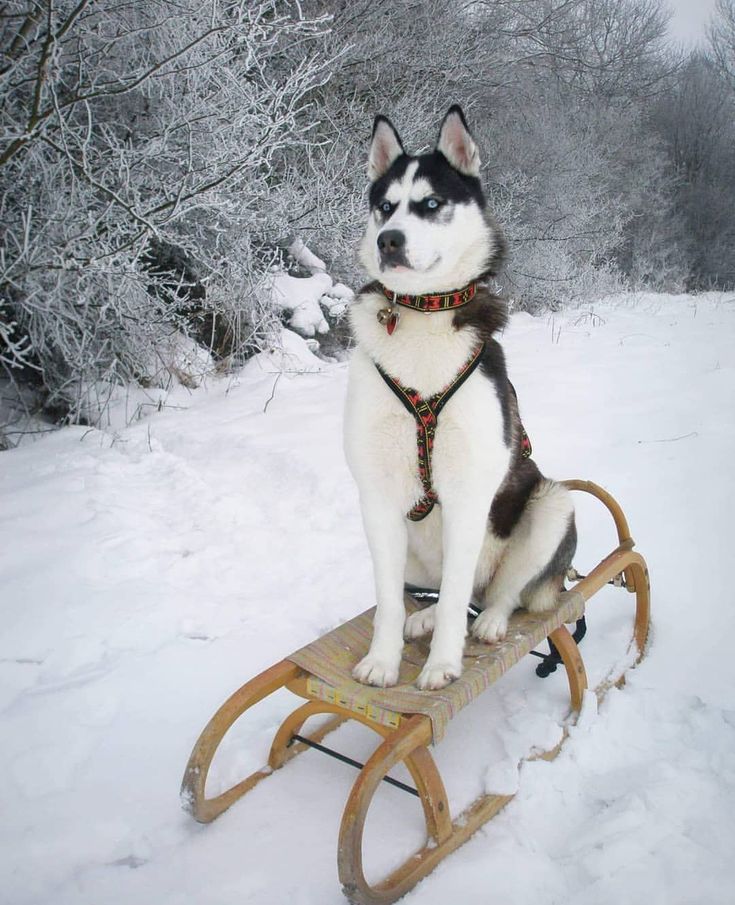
472;480;575;643
352;497;408;688
404;603;436;639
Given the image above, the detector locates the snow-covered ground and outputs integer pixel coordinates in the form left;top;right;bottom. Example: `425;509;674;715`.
2;292;734;905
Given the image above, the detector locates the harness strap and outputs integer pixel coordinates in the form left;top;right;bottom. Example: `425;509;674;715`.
376;344;486;521
508;382;533;459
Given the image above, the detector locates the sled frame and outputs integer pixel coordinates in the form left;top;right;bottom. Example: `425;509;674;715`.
181;480;650;905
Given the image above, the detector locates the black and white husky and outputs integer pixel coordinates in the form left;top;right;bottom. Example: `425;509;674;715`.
344;105;576;691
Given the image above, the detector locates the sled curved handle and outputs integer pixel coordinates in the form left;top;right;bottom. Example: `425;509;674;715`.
562;479;650;659
563;479;633;549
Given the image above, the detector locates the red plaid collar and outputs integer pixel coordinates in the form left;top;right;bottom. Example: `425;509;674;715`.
379;281;477;312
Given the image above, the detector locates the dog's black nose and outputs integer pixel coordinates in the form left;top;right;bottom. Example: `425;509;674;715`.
377;230;405;255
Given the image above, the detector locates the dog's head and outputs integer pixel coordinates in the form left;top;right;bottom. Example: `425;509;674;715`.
359;105;504;295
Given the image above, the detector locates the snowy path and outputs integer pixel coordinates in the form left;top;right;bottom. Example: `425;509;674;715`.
1;293;734;905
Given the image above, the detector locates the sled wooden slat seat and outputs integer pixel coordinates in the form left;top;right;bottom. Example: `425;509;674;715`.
287;589;586;743
181;480;650;905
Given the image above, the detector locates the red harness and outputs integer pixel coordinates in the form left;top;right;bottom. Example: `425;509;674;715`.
376;345;486;521
374;282;532;521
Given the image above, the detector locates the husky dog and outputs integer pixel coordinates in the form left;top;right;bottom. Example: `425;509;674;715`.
344;105;576;691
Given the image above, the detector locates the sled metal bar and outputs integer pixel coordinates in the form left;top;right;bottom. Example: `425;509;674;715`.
289;733;420;797
272;700;452;846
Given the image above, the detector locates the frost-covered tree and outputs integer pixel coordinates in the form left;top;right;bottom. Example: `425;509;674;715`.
710;0;735;87
510;0;676;100
651;51;735;288
467;0;679;305
1;0;333;421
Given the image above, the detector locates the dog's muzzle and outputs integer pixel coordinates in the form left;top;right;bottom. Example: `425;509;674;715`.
377;229;408;268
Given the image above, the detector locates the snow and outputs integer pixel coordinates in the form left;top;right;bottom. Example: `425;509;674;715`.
242;327;325;377
2;292;735;904
330;282;355;301
268;270;332;337
289;237;327;274
270;242;351;335
268;268;351;335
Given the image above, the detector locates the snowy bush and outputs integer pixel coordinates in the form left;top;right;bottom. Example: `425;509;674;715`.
265;239;353;352
0;0;334;423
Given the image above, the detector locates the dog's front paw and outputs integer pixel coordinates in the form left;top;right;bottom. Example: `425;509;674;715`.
471;608;508;643
416;660;462;691
404;605;436;640
353;653;400;687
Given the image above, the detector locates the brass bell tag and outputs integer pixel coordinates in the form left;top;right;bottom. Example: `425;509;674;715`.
377;306;399;335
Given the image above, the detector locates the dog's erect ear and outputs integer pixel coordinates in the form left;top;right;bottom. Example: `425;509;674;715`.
436;105;481;177
368;115;405;182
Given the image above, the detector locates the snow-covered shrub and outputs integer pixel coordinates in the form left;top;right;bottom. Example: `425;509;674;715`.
264;239;353;358
0;0;334;423
269;271;332;338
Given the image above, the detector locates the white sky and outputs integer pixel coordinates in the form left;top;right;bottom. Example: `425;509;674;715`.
666;0;718;45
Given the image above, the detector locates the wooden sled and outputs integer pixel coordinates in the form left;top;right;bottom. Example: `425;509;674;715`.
181;480;650;905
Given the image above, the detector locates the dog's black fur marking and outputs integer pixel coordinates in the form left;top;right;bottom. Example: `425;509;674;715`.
369;152;486;211
450;286;548;540
452;285;507;343
416;154;486;209
490;457;543;539
368;154;411;207
407;198;454;222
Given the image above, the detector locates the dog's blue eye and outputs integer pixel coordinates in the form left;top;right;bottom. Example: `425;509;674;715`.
380;201;392;213
425;198;440;210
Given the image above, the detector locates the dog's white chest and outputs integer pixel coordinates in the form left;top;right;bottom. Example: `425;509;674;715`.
344;344;509;518
344;350;425;513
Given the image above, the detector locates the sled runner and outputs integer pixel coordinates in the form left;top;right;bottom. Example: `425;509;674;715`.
181;480;650;905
